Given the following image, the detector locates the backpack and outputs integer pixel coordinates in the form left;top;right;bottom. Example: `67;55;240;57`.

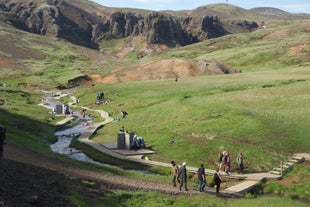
219;154;223;162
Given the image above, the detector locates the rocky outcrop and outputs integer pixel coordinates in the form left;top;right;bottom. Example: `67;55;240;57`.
1;0;100;49
0;0;258;50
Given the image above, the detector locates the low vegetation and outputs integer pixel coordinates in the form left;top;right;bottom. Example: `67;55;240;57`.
0;12;309;207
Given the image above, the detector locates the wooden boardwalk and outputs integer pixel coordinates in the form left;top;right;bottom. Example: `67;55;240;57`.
225;180;260;194
295;153;310;161
48;97;308;195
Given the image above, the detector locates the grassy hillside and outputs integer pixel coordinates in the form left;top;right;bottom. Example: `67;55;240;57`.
0;14;310;205
150;19;310;72
1;15;309;171
77;67;310;171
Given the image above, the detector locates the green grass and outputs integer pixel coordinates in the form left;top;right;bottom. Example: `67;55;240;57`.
69;190;310;207
264;164;310;200
1;16;310;206
149;19;310;72
79;67;310;172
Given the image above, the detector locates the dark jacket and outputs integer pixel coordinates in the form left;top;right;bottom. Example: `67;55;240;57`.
178;166;187;180
198;166;205;180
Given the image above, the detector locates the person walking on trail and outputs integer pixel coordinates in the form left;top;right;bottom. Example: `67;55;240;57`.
198;164;206;192
223;151;231;175
0;125;6;158
171;161;179;187
213;168;222;193
178;162;188;191
236;152;244;173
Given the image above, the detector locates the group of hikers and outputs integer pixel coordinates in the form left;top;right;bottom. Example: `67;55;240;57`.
94;91;109;105
119;126;146;150
219;151;244;174
170;151;244;193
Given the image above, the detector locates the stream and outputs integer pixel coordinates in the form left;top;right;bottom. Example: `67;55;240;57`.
50;116;106;166
43;93;153;174
42;93;107;166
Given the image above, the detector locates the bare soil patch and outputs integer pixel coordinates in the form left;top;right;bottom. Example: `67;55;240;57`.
97;59;241;83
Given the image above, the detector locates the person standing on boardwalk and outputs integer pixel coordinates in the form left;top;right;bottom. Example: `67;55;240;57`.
236;152;244;173
197;164;206;192
223;151;231;175
213;168;222;193
171;161;179;187
0;125;6;158
178;162;188;191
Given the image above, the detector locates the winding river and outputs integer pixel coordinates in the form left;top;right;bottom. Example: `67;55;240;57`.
41;93;106;166
41;93;153;175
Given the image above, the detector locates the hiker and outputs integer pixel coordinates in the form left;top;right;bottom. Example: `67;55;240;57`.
223;151;231;175
137;137;145;149
213;168;222;193
236;152;244;172
131;135;139;150
197;164;206;192
178;162;188;191
121;111;128;118
131;135;145;150
171;161;179;187
97;92;104;100
82;108;86;120
0;125;6;158
64;104;70;114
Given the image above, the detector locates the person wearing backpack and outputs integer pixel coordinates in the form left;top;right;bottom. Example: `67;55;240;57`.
213;168;222;193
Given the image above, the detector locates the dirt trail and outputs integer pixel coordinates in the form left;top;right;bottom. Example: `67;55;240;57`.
3;144;199;195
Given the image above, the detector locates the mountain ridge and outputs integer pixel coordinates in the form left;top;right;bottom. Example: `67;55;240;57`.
0;0;271;51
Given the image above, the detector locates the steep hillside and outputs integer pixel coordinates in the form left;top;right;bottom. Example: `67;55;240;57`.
0;16;309;88
0;0;259;52
155;19;310;72
0;15;241;89
0;1;309;88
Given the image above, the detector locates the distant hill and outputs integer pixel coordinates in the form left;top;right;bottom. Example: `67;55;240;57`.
0;0;293;52
0;0;310;88
250;7;310;21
